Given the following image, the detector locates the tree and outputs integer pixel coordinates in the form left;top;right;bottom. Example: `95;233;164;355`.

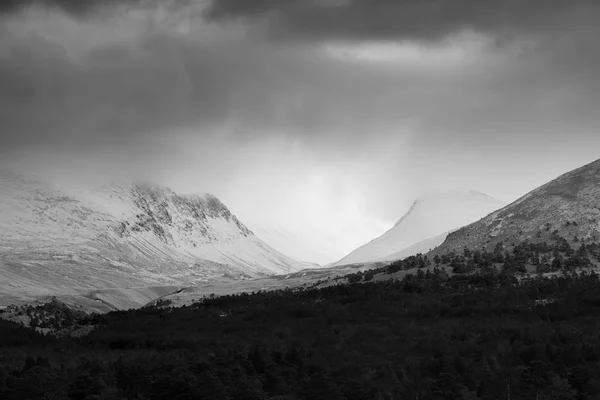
301;371;344;400
521;361;548;400
552;256;562;270
541;374;577;400
457;385;480;400
68;373;102;400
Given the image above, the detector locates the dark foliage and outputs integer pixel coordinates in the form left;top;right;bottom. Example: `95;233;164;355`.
343;235;599;283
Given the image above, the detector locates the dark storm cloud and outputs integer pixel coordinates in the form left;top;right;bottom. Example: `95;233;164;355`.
0;6;418;156
0;0;128;15
1;0;599;156
205;0;599;42
408;21;600;150
0;0;192;16
0;35;194;151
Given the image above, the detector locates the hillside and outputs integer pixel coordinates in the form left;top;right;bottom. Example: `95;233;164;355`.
434;159;600;254
334;189;505;266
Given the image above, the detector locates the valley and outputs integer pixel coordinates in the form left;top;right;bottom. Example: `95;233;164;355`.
2;159;600;316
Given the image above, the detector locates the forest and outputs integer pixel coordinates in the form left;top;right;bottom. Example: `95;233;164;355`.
2;236;600;399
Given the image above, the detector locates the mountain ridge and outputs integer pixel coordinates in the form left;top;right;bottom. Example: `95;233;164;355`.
433;158;600;255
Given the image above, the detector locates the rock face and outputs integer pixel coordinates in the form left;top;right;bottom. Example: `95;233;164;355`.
434;159;600;254
334;189;506;266
0;171;309;299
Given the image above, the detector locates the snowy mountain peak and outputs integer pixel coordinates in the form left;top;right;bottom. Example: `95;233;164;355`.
417;188;495;199
106;183;257;250
334;189;506;266
390;189;506;233
412;188;499;207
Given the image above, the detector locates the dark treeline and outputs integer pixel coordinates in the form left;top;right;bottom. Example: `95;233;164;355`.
344;234;600;283
3;260;600;399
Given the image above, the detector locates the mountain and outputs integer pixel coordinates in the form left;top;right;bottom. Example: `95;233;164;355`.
433;159;600;254
0;170;309;300
333;189;506;266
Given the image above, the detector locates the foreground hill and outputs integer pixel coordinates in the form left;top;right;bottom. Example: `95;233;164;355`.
334;189;505;266
434;158;600;254
0;170;309;300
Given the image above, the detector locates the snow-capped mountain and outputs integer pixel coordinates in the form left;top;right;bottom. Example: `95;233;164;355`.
434;158;600;254
0;170;310;299
333;189;506;266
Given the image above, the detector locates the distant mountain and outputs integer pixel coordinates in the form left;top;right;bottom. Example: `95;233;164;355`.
0;170;309;300
333;189;506;266
434;159;600;254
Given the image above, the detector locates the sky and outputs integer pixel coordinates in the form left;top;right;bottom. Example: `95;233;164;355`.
1;0;600;262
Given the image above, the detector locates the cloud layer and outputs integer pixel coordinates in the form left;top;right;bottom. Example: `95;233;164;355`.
205;0;598;41
1;0;600;260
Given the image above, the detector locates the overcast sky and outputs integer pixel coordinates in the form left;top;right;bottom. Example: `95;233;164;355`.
1;0;600;260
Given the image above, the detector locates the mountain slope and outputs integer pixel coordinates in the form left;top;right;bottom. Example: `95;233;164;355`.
0;171;309;299
334;189;506;266
433;159;600;255
372;231;450;263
